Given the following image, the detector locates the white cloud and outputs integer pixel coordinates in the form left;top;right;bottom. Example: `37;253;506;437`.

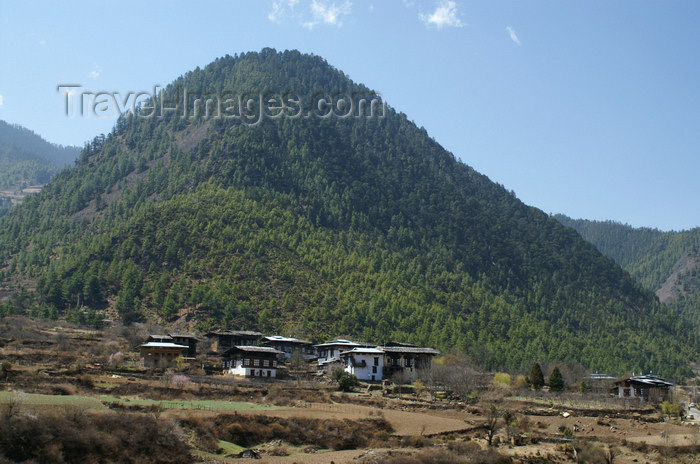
420;0;463;29
0;95;4;107
303;0;352;29
268;0;299;22
506;26;521;45
89;64;101;79
268;0;351;28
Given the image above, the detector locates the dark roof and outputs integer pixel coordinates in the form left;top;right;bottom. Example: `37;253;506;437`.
615;374;673;388
379;346;439;355
207;330;263;337
384;341;419;348
169;333;200;340
222;345;284;356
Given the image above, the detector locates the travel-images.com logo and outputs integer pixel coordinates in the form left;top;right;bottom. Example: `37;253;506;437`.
58;85;386;125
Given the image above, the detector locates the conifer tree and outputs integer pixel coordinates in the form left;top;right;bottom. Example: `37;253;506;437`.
530;363;544;389
549;366;565;392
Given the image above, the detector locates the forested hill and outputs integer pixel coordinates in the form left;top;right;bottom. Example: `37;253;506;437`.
555;215;700;325
0;49;695;378
0;120;80;189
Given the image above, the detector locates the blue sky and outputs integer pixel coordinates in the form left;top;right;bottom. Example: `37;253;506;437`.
1;1;699;231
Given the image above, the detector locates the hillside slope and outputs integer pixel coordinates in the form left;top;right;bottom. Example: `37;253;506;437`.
0;49;695;377
555;215;700;325
0;120;80;189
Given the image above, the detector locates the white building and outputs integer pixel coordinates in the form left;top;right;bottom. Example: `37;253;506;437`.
222;346;283;378
339;347;385;382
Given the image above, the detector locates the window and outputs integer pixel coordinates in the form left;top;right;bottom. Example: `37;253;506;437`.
243;358;250;366
263;359;269;367
372;366;377;374
267;371;271;377
254;359;260;366
374;357;379;366
273;361;277;367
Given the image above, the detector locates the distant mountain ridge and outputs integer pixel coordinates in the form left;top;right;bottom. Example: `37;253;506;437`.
0;120;80;190
0;49;696;378
555;215;700;323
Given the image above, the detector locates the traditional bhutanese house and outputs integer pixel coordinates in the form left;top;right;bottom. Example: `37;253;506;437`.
340;347;385;382
262;335;315;359
222;346;283;378
614;374;673;402
314;339;373;365
169;333;199;358
205;330;263;353
139;341;188;368
380;342;440;382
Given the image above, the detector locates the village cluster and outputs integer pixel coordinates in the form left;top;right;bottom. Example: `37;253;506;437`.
139;331;439;383
139;331;676;403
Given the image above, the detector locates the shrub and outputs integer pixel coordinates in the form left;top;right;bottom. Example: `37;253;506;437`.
0;408;191;463
660;401;684;418
512;375;528;389
52;383;76;396
493;372;511;386
108;351;124;368
268;445;288;456
337;372;359;392
171;374;191;388
1;360;11;379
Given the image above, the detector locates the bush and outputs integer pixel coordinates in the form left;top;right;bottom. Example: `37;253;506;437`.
660;401;684;418
171;374;191;388
108;351;124;368
268;445;288;456
493;372;511;387
337;372;359;392
0;408;191;463
512;375;528;389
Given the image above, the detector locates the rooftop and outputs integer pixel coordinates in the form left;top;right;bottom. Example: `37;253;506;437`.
207;330;263;337
339;347;385;355
379;345;440;355
264;335;311;344
140;342;188;349
223;345;285;355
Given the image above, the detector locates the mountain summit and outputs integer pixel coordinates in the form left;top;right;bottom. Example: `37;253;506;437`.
0;49;694;377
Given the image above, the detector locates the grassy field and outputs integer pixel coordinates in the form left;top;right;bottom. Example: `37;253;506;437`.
0;391;108;411
217;440;245;454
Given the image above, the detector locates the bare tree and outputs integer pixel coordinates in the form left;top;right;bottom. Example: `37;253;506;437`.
485;404;502;446
422;352;480;400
